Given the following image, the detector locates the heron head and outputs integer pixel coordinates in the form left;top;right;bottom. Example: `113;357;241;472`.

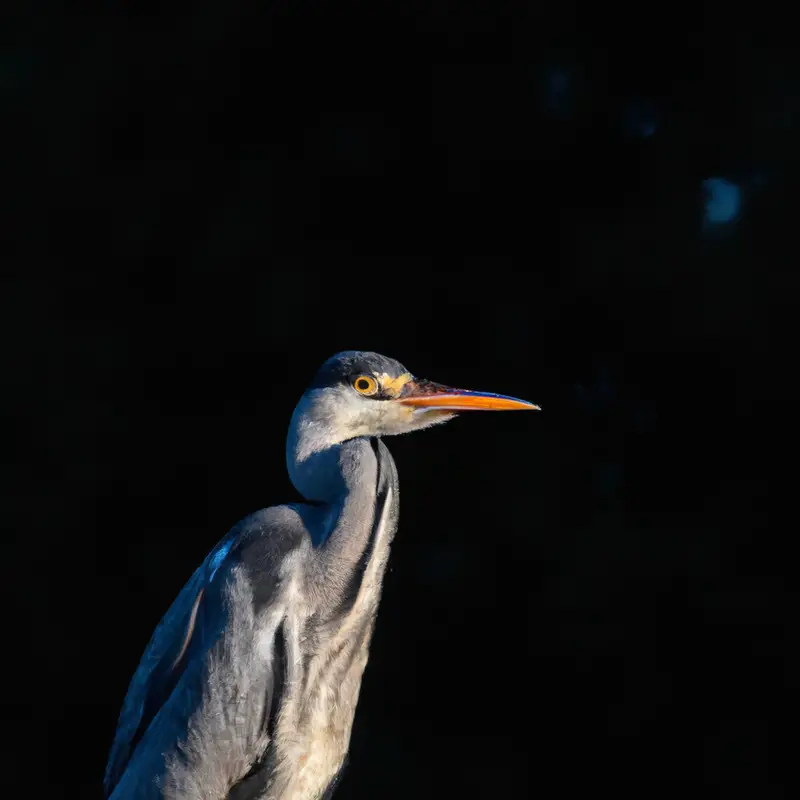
287;351;539;499
291;351;538;455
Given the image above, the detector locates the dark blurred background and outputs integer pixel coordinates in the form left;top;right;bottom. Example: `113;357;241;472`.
2;2;784;798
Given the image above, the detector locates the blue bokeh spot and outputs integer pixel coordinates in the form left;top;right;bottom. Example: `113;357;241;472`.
543;66;572;115
703;178;742;224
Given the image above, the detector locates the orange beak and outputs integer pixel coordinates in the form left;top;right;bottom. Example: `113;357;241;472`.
396;378;540;411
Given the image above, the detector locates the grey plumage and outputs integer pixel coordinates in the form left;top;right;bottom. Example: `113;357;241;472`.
104;352;538;800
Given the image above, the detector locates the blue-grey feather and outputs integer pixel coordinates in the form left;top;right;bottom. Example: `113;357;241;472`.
104;510;306;799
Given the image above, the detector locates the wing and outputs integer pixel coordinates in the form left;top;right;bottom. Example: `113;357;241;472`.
104;508;308;799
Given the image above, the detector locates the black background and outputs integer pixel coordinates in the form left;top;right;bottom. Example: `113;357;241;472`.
3;2;784;798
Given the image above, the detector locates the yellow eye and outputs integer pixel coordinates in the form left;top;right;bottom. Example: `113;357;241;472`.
353;375;378;396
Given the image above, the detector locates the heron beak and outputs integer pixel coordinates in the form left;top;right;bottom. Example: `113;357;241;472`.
396;378;540;411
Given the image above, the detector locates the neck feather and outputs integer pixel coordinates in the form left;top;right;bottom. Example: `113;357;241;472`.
287;412;400;602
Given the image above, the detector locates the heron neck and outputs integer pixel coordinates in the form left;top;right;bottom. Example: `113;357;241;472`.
315;437;399;600
288;434;399;581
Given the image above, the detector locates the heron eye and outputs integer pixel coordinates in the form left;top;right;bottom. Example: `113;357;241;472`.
353;375;378;396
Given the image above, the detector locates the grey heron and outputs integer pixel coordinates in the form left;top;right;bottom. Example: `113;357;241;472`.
104;351;539;800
